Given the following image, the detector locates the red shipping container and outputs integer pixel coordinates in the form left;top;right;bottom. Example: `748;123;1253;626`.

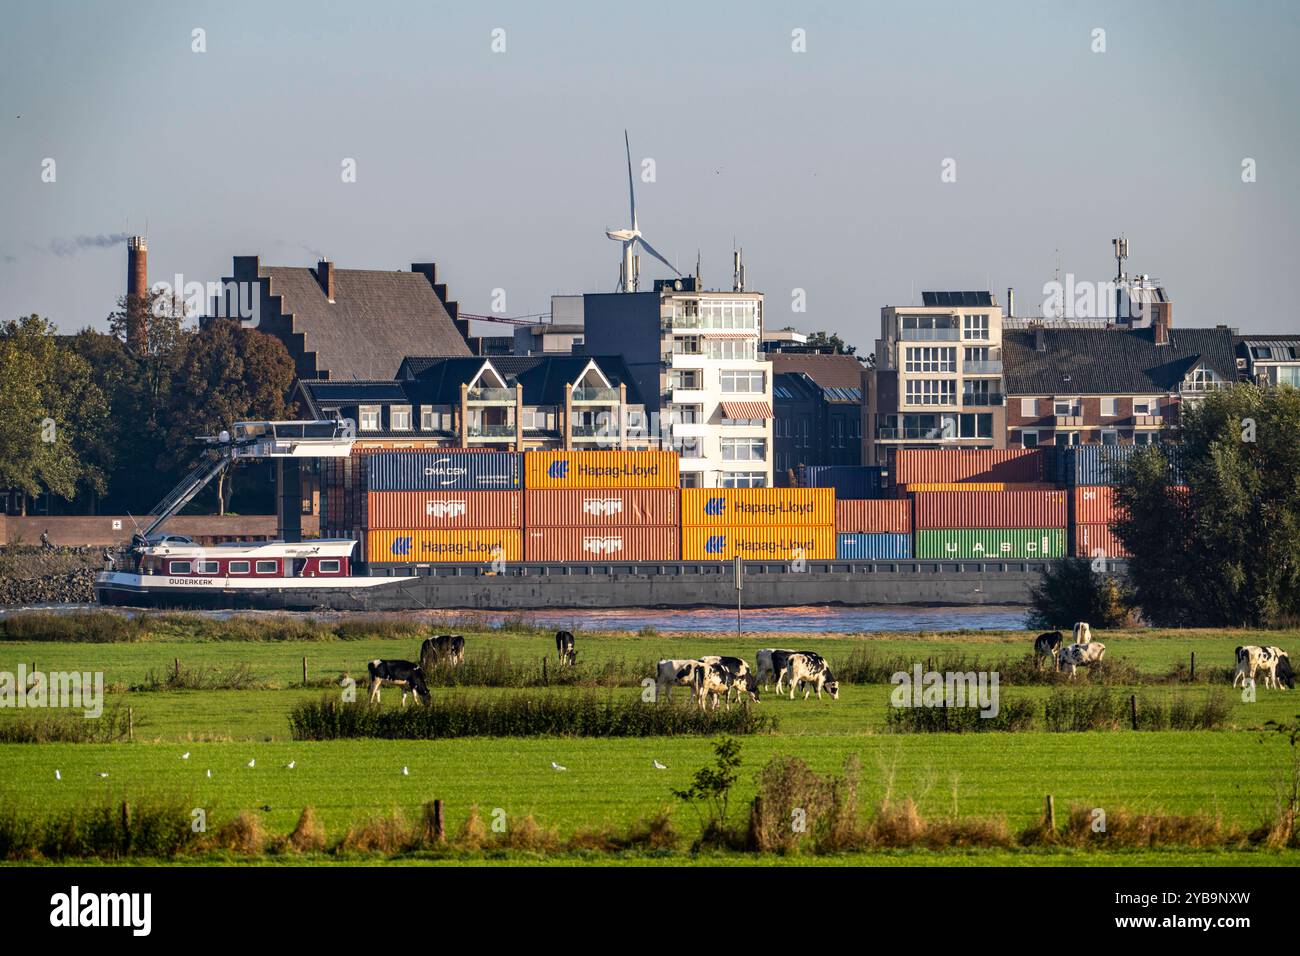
365;490;522;530
525;489;679;528
835;499;911;534
914;490;1067;530
1073;523;1131;558
893;448;1049;484
1073;486;1126;525
523;525;679;562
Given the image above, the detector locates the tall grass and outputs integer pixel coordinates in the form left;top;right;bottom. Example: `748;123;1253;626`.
0;796;198;859
1043;688;1230;732
0;611;430;644
0;707;132;743
130;662;266;691
421;649;655;688
883;698;1037;733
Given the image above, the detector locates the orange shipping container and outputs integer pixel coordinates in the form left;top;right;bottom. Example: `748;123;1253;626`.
893;448;1049;484
681;488;835;527
1073;523;1131;559
681;525;836;561
523;526;679;562
914;490;1067;530
835;499;911;534
524;450;679;489
366;529;521;564
524;489;679;528
365;491;522;530
1073;486;1125;526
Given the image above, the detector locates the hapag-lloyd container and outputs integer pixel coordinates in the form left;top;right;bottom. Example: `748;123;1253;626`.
1073;486;1124;525
524;489;679;528
365;490;522;530
524;450;678;490
366;529;522;564
835;499;911;534
893;448;1051;484
523;526;679;562
681;488;835;527
914;490;1067;530
836;533;911;560
367;451;521;492
913;528;1065;559
1074;523;1131;558
681;525;836;561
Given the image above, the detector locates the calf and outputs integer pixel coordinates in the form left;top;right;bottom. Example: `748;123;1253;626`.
1057;641;1106;678
366;659;428;706
1033;631;1064;670
655;659;703;703
1233;645;1292;690
555;631;576;667
1072;622;1092;645
756;649;797;690
779;652;840;700
419;635;465;671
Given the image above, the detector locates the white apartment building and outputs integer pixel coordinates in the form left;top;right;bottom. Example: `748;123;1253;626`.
868;291;1008;465
582;280;773;487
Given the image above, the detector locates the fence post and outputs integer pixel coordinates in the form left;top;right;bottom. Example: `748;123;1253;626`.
302;656;308;686
1189;652;1195;682
127;706;134;741
174;658;181;682
1129;694;1138;731
433;799;445;844
1045;794;1055;831
542;657;548;687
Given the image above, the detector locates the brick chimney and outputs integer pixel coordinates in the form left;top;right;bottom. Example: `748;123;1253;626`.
1152;302;1171;345
125;236;148;355
1034;326;1046;352
316;259;335;302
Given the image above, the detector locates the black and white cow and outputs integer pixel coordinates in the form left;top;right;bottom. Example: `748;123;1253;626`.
1058;642;1106;678
655;659;703;703
756;649;797;691
1233;645;1292;690
555;631;576;667
419;635;466;671
1033;631;1064;670
366;659;428;706
697;656;760;706
778;652;840;700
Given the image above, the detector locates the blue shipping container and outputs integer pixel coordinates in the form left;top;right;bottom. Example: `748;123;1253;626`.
836;532;912;560
367;452;522;492
1059;444;1183;486
804;465;887;499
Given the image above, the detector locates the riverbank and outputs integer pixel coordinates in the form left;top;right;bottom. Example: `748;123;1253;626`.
0;547;102;606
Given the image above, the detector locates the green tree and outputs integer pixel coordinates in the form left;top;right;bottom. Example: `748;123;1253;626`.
1026;557;1136;630
804;330;857;355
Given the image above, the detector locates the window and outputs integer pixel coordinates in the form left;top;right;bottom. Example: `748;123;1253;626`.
1059;432;1080;446
255;560;278;574
679;472;703;488
1183;367;1224;391
670;404;702;424
905;379;956;406
905;347;956;372
1278;366;1300;387
965;347;992;363
359;405;381;432
1054;398;1080;416
722;438;766;461
962;379;994;404
670;370;701;390
901;314;959;331
1020;398;1038;418
1134;431;1156;446
720;370;765;393
668;437;702;457
962;314;990;340
1133;397;1156;416
708;338;757;360
721;472;767;488
319;559;341;574
420;406;435;430
390;405;412;431
168;561;191;574
958;413;993;438
1252;346;1271;359
228;560;250;574
1100;398;1118;417
1021;430;1039;448
672;335;701;355
1100;428;1119;445
197;560;220;574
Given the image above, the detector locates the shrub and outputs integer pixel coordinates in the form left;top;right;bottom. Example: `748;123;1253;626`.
1025;558;1137;630
884;697;1036;733
748;754;864;854
0;707;132;743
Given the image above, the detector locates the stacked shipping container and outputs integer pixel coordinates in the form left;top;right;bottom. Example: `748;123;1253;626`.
681;488;836;560
834;499;911;559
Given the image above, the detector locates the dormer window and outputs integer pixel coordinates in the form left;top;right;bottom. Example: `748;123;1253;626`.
1183;367;1224;392
359;405;381;431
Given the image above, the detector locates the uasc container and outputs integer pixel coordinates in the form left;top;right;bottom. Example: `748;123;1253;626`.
681;488;835;527
913;528;1065;559
913;490;1067;530
835;499;911;534
836;532;911;560
366;529;521;564
523;525;679;562
365;490;522;530
367;451;522;492
893;448;1050;484
524;450;679;490
681;525;836;561
524;488;679;528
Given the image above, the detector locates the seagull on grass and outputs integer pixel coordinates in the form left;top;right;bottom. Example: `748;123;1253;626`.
402;766;409;776
551;761;567;772
54;769;61;781
653;760;667;770
206;769;212;779
246;759;256;769
181;752;190;760
97;772;109;778
286;760;296;770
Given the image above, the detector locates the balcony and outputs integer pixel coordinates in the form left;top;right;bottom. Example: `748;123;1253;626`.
876;427;949;440
1131;414;1162;427
1053;414;1084;428
465;424;517;439
571;424;616;440
962;361;1003;374
466;387;516;404
571;386;620;403
961;392;1005;407
900;328;961;342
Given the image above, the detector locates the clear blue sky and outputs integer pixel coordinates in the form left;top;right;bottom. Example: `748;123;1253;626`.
2;0;1297;350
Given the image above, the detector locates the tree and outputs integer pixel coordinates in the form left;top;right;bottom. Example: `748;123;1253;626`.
1026;558;1136;630
1112;384;1300;627
804;331;857;355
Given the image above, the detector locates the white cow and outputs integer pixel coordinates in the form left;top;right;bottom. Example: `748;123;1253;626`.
778;652;840;700
654;659;703;702
756;649;798;691
1072;622;1092;645
1058;642;1106;677
1233;645;1292;690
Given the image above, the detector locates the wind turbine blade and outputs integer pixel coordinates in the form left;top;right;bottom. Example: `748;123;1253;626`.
624;130;637;230
636;236;681;276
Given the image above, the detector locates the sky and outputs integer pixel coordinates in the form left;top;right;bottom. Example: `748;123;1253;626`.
2;0;1298;352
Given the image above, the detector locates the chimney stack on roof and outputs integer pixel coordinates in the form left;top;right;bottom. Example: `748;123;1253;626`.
1152;302;1171;345
316;259;335;302
1034;326;1046;352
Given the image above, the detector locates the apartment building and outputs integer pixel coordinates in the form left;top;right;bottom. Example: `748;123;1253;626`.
769;351;866;480
582;278;772;487
1237;334;1300;388
867;291;1007;465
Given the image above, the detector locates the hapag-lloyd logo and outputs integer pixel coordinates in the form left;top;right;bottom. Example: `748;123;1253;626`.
426;500;467;519
582;497;624;517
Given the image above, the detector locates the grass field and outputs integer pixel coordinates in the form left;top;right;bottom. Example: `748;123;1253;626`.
1;614;1298;866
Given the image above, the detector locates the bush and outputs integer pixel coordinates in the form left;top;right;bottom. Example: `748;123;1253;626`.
0;796;198;860
748;754;864;854
884;697;1036;733
1043;688;1229;732
0;707;132;743
1026;558;1137;630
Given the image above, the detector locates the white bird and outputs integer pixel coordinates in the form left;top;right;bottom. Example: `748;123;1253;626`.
246;759;255;768
54;769;61;781
181;752;190;760
286;760;296;770
653;760;668;770
402;766;409;776
97;772;108;778
551;761;567;771
206;769;212;779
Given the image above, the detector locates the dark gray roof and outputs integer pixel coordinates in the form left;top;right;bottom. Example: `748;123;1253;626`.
264;266;470;380
771;353;866;397
399;354;643;405
1003;326;1239;394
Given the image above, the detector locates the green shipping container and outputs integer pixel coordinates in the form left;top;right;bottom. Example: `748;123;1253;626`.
914;528;1065;560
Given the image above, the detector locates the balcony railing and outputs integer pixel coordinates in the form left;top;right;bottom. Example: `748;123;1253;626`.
465;424;516;438
961;392;1005;406
962;361;1003;374
876;427;950;440
900;328;961;342
571;386;619;403
466;387;516;403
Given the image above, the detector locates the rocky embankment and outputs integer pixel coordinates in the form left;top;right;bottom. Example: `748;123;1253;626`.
0;547;110;606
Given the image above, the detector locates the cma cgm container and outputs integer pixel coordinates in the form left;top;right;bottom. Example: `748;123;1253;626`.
914;528;1065;559
524;526;679;562
366;529;522;564
1073;486;1124;525
682;525;836;561
893;448;1050;485
835;499;910;534
1074;523;1131;559
524;450;678;490
367;451;521;492
1057;444;1184;486
836;533;911;560
524;488;679;528
804;465;886;499
364;490;522;530
681;488;835;527
913;490;1067;530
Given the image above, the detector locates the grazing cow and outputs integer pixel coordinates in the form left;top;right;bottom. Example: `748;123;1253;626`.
699;655;758;703
779;652;840;700
756;649;798;690
366;659;428;705
1233;645;1292;690
1033;631;1064;670
1057;642;1106;678
655;659;703;702
419;635;465;671
1072;622;1092;645
555;631;576;667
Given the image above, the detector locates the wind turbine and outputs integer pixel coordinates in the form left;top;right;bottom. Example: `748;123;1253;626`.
606;130;680;293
